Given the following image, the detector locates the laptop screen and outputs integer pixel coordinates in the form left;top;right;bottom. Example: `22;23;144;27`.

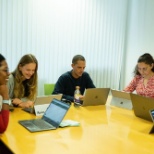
42;99;70;128
150;109;154;122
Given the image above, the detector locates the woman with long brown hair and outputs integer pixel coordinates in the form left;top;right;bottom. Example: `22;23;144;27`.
8;54;38;108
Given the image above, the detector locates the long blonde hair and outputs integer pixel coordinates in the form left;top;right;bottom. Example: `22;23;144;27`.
12;54;38;100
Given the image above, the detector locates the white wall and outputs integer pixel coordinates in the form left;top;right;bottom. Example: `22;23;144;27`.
0;0;128;95
0;0;154;95
121;0;154;89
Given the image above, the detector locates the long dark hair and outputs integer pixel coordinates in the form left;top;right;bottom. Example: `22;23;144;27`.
134;53;154;76
0;54;6;66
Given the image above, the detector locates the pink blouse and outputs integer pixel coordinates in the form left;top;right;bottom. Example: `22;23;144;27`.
124;75;154;98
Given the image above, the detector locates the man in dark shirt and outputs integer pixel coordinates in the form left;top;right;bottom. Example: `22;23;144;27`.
52;55;95;102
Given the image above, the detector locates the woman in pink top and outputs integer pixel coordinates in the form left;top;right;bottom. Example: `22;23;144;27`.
124;53;154;98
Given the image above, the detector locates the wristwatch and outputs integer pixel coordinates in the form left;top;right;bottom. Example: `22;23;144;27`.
2;99;11;105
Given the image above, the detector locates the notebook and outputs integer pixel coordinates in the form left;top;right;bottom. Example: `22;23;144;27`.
82;88;110;106
130;93;154;121
23;94;62;116
19;98;70;132
110;89;132;110
149;109;154;133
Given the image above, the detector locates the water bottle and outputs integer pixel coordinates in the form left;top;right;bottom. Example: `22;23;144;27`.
74;86;81;106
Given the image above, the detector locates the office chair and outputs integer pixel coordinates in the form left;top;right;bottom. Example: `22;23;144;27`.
44;83;55;95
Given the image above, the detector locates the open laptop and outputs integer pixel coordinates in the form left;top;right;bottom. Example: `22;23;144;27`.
19;98;70;132
149;109;154;133
110;89;132;110
82;88;110;106
23;94;62;116
130;93;154;121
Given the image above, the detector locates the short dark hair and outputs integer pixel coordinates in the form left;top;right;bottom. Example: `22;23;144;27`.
72;55;85;64
134;53;154;75
0;54;6;67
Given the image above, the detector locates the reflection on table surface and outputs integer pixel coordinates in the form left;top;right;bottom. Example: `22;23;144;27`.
1;96;154;154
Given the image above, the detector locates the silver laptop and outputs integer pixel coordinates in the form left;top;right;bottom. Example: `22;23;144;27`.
82;88;110;106
23;94;62;115
19;98;70;132
110;89;132;110
130;93;154;121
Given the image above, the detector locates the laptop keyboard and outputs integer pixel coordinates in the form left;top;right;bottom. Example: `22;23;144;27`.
32;119;55;129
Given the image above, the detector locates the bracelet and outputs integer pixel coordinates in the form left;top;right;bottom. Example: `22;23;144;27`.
3;100;11;105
